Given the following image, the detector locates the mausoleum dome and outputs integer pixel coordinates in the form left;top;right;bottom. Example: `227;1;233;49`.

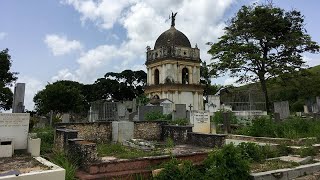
154;27;191;49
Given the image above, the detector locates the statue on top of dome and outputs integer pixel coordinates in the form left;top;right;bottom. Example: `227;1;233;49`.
170;12;178;27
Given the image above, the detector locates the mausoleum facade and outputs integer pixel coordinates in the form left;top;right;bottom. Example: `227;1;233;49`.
145;14;204;110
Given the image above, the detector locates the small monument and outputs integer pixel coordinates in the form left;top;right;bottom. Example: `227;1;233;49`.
12;83;25;113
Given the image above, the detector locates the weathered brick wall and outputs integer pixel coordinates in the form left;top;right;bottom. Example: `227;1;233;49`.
133;121;167;141
56;122;112;143
187;132;226;148
162;125;193;144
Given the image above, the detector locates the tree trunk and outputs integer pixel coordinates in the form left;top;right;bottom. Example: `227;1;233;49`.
259;77;270;114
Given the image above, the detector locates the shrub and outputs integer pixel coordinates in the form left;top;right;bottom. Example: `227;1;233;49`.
51;151;77;180
211;110;238;125
32;126;54;154
145;111;167;121
238;142;263;162
169;118;189;126
299;146;317;157
154;159;202;180
204;144;250;180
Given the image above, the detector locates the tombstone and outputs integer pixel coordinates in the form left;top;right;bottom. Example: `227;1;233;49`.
223;112;231;134
304;105;309;114
117;103;129;120
273;101;290;120
112;121;134;142
189;110;210;133
160;99;173;115
296;112;302;117
12;83;25;113
0;113;30;150
317;97;320;111
61;113;70;123
137;106;163;121
312;103;319;113
205;95;221;114
173;104;187;120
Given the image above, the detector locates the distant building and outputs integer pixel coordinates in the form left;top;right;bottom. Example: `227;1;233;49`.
144;13;204;110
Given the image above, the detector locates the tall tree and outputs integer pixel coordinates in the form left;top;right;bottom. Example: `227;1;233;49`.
33;80;88;115
0;49;18;111
208;4;319;112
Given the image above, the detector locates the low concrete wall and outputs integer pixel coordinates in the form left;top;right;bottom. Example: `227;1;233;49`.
251;162;320;180
56;122;112;143
187;132;226;148
0;157;65;180
162;125;193;144
134;121;167;141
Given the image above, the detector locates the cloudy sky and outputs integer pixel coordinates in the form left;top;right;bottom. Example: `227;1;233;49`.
0;0;319;111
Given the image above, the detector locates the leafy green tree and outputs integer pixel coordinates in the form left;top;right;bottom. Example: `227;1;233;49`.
0;49;18;111
33;80;88;115
200;61;220;102
208;4;319;112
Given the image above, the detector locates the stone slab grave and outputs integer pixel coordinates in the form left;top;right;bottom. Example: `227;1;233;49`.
189;110;210;133
0;113;30;150
274;101;290;120
112;121;134;142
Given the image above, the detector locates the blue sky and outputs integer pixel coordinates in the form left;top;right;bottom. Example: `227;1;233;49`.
0;0;319;111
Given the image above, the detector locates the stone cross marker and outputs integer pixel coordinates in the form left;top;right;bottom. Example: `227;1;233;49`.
0;113;30;149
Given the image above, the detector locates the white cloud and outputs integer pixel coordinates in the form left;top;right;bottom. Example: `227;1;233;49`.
57;0;235;83
51;69;79;82
44;34;83;56
63;0;133;29
0;32;7;40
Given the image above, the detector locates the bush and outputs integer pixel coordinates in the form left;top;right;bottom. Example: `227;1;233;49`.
145;111;167;121
204;144;250;180
211;110;238;125
31;126;54;154
51;151;77;180
238;116;320;139
169;118;189;126
154;159;202;180
299;146;317;157
238;142;264;162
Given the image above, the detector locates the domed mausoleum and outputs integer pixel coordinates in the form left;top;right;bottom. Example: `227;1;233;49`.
145;13;204;110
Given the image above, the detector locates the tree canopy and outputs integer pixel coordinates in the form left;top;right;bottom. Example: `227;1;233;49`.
33;80;88;114
33;70;147;115
0;49;18;111
208;4;319;112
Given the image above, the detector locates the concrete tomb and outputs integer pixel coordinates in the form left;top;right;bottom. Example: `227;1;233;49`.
112;121;134;142
0;113;30;150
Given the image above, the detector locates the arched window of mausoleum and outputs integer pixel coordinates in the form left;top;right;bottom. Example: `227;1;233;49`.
154;69;160;85
182;67;189;84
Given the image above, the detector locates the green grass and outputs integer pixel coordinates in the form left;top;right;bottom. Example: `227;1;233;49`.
97;143;165;159
31;126;54;154
51;151;78;180
236;116;320;140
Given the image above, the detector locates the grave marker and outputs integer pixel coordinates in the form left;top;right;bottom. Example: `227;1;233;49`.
189;110;210;133
0;113;30;149
274;101;290;119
